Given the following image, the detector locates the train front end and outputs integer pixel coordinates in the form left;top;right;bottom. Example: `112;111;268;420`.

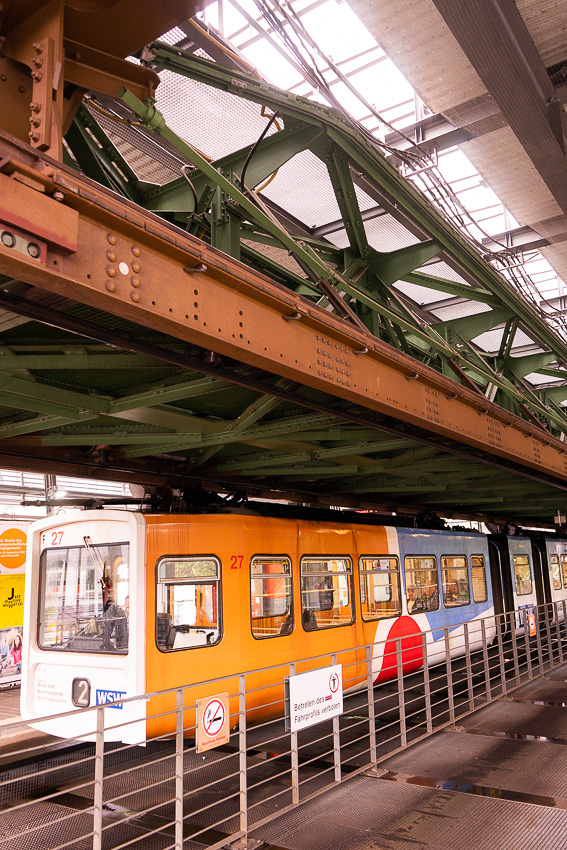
21;510;147;743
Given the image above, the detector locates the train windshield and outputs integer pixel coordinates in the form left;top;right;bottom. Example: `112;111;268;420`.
38;542;129;653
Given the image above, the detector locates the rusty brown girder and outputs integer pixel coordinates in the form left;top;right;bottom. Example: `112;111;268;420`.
1;130;567;486
0;0;200;158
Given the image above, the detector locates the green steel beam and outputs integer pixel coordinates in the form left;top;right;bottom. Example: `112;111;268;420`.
369;241;442;287
402;271;500;306
142;122;323;211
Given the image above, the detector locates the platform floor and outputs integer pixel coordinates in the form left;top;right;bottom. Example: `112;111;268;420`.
253;665;567;850
2;666;567;848
0;685;58;757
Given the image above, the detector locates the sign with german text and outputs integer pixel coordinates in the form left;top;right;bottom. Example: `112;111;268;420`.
197;693;230;753
286;664;343;732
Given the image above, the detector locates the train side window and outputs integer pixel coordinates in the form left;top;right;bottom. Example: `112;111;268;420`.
156;557;221;651
550;554;562;590
512;554;532;596
250;557;293;638
404;556;439;612
359;556;401;620
441;556;470;607
471;555;488;602
300;557;354;630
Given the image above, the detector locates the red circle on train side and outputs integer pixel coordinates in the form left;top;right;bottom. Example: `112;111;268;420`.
375;615;424;683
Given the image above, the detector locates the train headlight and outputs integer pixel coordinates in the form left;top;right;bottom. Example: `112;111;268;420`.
72;677;91;708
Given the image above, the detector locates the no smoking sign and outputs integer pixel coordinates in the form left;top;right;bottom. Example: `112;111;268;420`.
197;693;230;753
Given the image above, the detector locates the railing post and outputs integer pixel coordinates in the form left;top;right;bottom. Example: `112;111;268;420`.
481;618;491;701
444;628;455;725
544;603;554;669
535;606;544;674
463;622;474;712
93;705;105;850
396;637;406;747
289;662;299;805
509;611;519;687
365;645;377;770
556;602;564;664
525;610;533;680
239;673;248;839
175;688;184;850
331;653;341;783
496;616;506;695
422;633;432;734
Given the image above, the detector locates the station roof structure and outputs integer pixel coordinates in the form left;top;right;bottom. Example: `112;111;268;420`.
1;0;567;526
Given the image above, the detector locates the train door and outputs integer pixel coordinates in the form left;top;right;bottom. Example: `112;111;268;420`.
530;537;551;608
487;536;511;618
506;537;537;630
542;537;567;620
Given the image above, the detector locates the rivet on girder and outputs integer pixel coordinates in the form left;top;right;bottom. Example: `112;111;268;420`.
105;280;116;293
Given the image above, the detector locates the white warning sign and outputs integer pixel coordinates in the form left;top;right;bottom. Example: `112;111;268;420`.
286;664;343;732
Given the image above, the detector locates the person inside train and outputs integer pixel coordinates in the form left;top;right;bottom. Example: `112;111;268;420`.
302;608;317;630
406;585;420;613
279;611;293;635
102;594;128;651
424;583;439;611
443;583;459;606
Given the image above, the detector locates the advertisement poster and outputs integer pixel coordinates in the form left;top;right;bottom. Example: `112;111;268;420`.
0;522;28;686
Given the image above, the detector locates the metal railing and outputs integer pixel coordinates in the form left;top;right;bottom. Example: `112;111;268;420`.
1;601;566;850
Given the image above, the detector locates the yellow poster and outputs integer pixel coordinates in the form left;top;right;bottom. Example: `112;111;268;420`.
0;574;25;629
0;527;27;570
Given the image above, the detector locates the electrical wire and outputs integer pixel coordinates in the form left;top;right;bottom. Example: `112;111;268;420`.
245;0;562;336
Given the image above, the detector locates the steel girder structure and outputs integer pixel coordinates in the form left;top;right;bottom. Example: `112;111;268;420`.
2;6;567;524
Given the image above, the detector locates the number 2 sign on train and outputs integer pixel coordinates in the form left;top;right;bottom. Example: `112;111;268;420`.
19;507;567;742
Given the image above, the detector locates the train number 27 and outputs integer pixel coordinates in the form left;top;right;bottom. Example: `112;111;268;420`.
230;554;244;570
51;531;64;546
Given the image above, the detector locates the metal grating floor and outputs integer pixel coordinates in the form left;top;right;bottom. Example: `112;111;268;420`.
253;775;567;850
381;729;567;798
458;700;567;740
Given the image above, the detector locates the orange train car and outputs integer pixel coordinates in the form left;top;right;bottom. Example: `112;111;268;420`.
21;508;511;742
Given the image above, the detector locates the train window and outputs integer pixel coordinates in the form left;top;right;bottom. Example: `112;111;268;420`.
471;555;488;602
512;554;532;596
300;557;354;630
550;554;562;590
156;557;221;651
441;556;470;607
561;555;567;589
359;557;401;620
250;557;293;639
38;542;129;654
404;556;439;612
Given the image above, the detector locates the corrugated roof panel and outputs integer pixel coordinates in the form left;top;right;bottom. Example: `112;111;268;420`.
156;69;280;160
430;301;492;321
393;280;457;306
261;150;343;226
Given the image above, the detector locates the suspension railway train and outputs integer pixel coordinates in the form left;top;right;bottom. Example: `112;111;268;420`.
20;508;567;743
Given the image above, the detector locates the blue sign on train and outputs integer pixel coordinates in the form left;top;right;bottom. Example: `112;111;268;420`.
95;689;126;709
